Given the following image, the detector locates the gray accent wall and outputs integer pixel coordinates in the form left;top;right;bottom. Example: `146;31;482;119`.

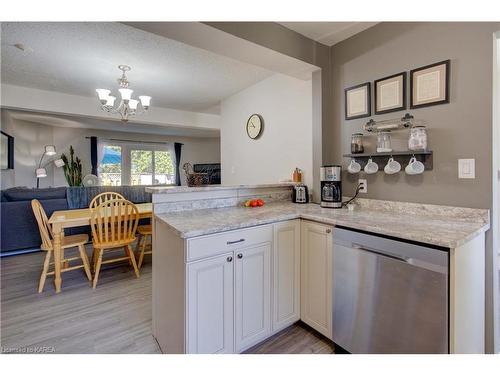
328;22;500;354
328;22;500;208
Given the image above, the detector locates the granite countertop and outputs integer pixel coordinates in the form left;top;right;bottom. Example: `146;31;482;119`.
155;201;490;248
146;182;297;194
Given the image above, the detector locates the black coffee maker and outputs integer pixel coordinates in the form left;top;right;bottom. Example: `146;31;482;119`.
320;165;342;208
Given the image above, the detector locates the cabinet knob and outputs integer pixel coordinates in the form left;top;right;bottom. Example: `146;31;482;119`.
237;253;243;259
326;229;332;234
227;256;233;262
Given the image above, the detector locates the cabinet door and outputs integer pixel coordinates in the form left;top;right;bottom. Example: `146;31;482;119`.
234;242;272;352
187;253;234;354
272;220;301;332
300;221;333;339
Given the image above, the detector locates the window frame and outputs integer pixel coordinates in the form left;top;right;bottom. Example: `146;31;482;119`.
98;141;176;187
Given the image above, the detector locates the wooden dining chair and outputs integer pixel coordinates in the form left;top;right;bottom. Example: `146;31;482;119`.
31;199;92;293
90;199;140;288
89;191;125;210
89;191;126;266
135;224;152;269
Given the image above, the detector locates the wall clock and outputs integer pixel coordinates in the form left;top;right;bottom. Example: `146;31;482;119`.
246;114;263;139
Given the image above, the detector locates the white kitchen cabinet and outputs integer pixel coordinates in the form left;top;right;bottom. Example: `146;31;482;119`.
300;220;333;339
187;252;234;354
272;220;301;332
234;242;272;352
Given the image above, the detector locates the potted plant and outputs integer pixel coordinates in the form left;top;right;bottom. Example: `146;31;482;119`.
60;146;82;186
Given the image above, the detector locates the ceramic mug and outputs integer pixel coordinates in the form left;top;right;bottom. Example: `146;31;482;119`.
384;157;401;175
405;156;425;175
364;158;378;174
347;159;361;174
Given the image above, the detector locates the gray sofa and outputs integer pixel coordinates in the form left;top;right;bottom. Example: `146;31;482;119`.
0;186;152;255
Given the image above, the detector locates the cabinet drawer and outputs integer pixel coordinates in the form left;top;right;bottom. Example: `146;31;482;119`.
187;225;273;262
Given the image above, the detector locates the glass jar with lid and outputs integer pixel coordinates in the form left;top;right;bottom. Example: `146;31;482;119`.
350;133;364;154
376;131;392;153
408;125;428;151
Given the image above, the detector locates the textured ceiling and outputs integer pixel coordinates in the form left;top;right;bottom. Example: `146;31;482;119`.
279;22;378;46
1;22;274;113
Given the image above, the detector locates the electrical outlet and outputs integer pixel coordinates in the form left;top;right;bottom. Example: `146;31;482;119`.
358;179;367;193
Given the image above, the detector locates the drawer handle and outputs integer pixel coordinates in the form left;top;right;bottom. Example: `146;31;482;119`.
227;256;233;262
326;229;332;234
227;239;245;245
237;253;243;259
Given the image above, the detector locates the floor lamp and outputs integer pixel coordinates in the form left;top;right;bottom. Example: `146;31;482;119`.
36;145;65;188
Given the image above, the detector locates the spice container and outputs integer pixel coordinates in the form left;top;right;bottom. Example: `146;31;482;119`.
350;133;364;154
292;168;302;183
408;125;428;151
376;131;392;153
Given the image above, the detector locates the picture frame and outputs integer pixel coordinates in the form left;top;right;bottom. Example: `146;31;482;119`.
410;59;450;109
1;131;14;170
374;72;406;114
345;82;371;120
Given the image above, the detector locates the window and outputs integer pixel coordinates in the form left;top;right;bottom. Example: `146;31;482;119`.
99;145;122;186
98;140;176;186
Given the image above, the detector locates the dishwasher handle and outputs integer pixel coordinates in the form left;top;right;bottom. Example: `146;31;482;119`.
351;243;447;274
352;243;409;263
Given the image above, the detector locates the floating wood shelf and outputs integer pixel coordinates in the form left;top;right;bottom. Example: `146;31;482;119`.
343;150;433;171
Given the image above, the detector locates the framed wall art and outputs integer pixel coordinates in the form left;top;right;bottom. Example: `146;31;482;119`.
374;72;406;114
410;59;450;109
345;82;371;120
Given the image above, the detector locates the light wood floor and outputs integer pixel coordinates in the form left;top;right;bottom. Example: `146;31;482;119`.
244;322;334;354
1;248;334;354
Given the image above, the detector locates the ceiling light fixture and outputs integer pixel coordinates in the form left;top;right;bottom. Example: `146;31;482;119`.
96;65;152;123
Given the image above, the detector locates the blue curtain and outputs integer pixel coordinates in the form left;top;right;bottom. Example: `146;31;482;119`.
174;143;183;186
90;136;98;176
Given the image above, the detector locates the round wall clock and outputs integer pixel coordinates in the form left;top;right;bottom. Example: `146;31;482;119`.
246;114;263;139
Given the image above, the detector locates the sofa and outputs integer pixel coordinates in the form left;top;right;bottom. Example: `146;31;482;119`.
1;186;152;255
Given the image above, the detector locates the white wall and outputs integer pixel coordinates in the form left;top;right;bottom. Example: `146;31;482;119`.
1;110;220;189
220;73;313;187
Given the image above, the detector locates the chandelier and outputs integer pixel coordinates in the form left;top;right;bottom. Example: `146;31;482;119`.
96;65;151;122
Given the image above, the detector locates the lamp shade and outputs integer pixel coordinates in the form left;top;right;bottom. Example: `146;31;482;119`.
139;95;151;108
44;145;56;156
36;168;47;178
128;99;139;110
96;89;111;102
105;95;116;107
119;88;133;101
54;158;65;168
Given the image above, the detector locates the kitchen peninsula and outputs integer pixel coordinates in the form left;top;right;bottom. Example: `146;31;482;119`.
148;184;489;354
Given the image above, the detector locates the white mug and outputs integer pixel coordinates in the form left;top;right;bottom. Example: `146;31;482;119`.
405;156;425;175
364;158;378;174
347;159;361;174
384;157;401;175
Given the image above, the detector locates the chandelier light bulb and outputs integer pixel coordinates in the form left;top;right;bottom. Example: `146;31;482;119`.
139;95;151;109
96;89;110;103
119;88;133;102
128;99;139;111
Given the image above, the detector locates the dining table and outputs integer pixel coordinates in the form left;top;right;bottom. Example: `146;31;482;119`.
48;202;153;293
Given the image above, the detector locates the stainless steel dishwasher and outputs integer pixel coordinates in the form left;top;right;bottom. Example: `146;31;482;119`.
332;227;449;354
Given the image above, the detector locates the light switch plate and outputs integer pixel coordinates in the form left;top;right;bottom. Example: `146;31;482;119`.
458;159;475;179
